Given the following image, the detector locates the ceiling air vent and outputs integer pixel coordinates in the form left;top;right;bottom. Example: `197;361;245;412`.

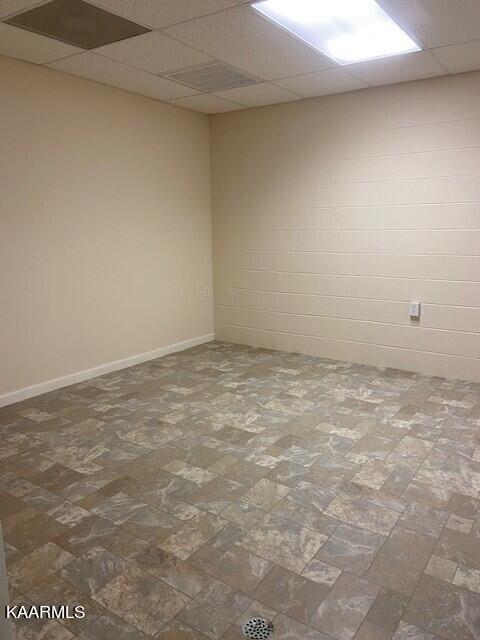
163;61;259;92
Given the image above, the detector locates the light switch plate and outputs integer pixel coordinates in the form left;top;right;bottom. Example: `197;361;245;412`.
409;301;421;319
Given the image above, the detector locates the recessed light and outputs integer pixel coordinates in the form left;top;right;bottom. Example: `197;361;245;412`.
251;0;421;64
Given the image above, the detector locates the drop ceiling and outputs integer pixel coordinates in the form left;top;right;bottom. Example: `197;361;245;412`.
1;0;480;113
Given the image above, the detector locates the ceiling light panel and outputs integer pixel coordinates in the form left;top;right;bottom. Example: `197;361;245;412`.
251;0;421;65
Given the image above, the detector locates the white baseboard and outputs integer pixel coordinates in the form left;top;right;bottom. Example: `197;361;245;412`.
0;333;215;409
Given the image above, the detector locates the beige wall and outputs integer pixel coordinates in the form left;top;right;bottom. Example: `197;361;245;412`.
2;56;479;398
211;71;480;381
0;55;213;399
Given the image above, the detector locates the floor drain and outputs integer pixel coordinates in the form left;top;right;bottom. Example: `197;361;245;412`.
242;617;273;640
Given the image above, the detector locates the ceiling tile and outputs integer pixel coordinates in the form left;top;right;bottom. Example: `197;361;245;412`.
47;51;197;99
214;82;300;107
169;93;244;114
345;51;445;86
0;21;81;63
4;0;477;109
94;31;212;74
6;0;150;50
275;68;368;98
165;5;333;80
0;0;48;19
378;0;480;48
87;0;238;29
432;40;480;74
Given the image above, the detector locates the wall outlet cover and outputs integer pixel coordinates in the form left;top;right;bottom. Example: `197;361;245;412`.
409;302;421;319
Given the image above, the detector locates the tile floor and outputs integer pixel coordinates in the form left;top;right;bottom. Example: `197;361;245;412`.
1;341;480;640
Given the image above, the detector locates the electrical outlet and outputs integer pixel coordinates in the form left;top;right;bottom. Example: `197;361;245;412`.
409;301;421;319
204;287;210;299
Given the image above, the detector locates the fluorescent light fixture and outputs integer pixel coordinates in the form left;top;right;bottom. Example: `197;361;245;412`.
251;0;421;64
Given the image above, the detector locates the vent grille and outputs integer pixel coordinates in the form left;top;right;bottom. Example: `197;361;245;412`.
164;61;258;92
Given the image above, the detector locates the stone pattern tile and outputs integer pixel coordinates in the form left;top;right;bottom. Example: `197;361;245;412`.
1;341;480;639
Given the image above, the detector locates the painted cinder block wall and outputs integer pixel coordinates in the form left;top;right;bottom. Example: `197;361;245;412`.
210;70;480;381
